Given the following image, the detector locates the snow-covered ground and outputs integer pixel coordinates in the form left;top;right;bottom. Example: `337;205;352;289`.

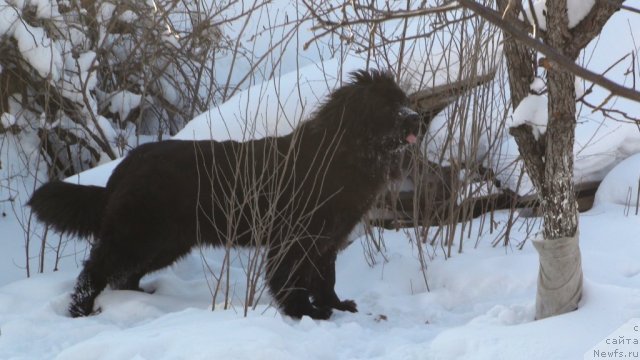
2;116;640;359
1;1;640;359
2;165;640;359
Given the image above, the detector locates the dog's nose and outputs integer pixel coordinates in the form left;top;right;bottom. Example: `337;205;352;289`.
398;106;419;118
398;107;419;122
406;112;420;124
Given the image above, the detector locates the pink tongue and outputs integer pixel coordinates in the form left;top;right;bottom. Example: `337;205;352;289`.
406;134;417;144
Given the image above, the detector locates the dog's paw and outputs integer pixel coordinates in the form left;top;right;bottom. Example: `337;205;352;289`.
335;299;357;313
68;303;99;318
310;306;333;320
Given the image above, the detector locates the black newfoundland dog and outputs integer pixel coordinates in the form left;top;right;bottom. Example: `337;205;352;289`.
29;69;422;319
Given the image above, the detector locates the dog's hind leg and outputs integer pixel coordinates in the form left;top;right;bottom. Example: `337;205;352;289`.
109;270;146;292
69;245;110;317
69;237;158;316
108;240;192;293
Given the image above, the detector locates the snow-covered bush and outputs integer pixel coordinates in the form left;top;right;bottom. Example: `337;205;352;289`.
0;0;248;277
0;0;225;178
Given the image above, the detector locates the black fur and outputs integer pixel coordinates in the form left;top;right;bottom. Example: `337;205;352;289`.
28;182;106;238
28;69;422;319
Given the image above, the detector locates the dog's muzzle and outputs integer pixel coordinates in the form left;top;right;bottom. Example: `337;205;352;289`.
398;107;421;144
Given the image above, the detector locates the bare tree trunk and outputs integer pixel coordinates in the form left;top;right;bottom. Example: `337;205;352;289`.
543;0;579;239
491;0;623;319
493;0;583;319
532;0;582;319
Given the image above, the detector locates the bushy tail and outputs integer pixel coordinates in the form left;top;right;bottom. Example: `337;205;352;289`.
28;181;107;239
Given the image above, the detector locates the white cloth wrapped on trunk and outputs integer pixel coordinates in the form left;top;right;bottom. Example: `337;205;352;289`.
533;231;583;320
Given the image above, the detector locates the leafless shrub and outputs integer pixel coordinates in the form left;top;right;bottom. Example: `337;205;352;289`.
0;0;272;277
11;1;635;319
192;104;348;314
303;0;542;291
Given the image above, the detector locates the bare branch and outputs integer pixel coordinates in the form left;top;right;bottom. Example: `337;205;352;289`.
303;1;462;47
457;0;640;103
597;0;640;15
496;0;536;106
568;0;625;56
308;2;461;30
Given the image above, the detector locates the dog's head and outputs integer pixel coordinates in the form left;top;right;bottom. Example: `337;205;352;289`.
320;69;422;152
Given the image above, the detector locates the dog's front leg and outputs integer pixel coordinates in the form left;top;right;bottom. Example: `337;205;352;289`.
266;243;334;320
309;249;357;313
